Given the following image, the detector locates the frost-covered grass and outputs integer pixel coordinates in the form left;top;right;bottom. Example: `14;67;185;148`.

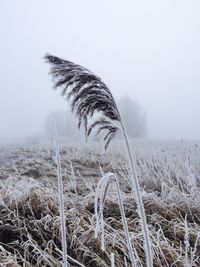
0;140;200;266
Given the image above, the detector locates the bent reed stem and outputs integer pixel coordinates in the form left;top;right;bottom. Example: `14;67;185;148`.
120;119;153;267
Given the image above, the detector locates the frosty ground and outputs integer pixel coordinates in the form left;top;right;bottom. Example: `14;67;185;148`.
0;140;200;266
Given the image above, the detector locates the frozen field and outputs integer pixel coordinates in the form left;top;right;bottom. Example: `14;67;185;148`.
0;140;200;266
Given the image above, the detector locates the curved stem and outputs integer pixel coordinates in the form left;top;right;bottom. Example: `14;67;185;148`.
114;175;137;267
95;173;137;267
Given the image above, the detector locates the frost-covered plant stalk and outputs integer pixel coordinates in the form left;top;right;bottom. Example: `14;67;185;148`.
52;119;68;267
45;54;153;266
111;252;115;267
95;173;137;267
184;215;189;267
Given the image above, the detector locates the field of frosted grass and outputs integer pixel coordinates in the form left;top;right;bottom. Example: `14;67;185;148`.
0;139;200;266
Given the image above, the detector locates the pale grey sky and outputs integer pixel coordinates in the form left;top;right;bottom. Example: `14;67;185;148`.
0;0;200;141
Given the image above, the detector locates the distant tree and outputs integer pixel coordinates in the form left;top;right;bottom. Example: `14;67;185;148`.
117;96;147;138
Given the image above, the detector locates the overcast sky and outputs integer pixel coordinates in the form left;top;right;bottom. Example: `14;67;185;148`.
0;0;200;141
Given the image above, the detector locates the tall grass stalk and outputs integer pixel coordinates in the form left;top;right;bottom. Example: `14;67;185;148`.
52;119;68;267
111;252;115;267
120;120;153;267
190;232;200;266
184;215;189;267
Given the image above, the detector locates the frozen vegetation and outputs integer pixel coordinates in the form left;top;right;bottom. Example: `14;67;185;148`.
0;140;200;266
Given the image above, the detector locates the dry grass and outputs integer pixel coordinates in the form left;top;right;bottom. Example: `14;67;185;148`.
0;141;200;266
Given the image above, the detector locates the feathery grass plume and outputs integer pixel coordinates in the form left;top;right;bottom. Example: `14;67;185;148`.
45;54;120;150
44;54;153;266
